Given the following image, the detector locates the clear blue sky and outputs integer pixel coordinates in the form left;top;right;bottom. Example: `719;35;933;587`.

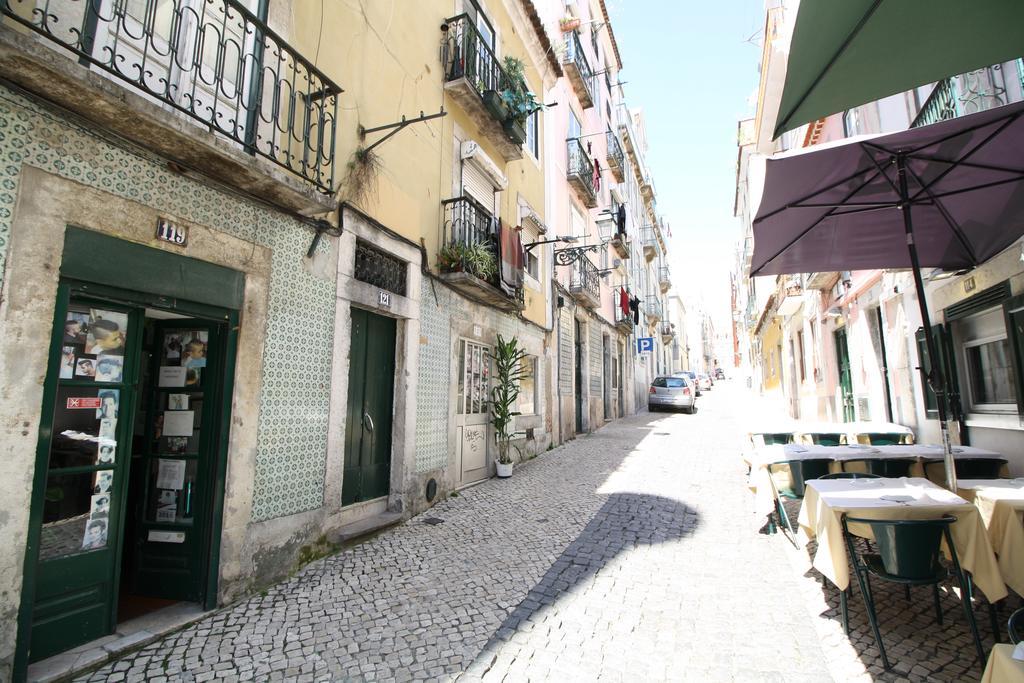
607;0;764;329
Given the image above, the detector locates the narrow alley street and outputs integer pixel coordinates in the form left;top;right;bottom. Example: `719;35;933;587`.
76;382;832;682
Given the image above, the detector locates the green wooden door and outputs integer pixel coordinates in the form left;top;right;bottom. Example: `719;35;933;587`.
342;309;396;506
122;319;224;601
26;286;143;662
834;329;855;422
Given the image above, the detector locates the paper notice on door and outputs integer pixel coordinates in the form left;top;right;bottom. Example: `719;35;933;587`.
148;530;185;543
158;366;187;387
162;410;194;437
156;458;187;489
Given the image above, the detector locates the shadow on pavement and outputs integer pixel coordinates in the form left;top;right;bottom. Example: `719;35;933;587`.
462;491;700;678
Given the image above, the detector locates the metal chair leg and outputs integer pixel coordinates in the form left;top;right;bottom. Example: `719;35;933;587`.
946;530;986;668
776;496;796;535
840;587;850;635
989;600;1000;644
932;583;943;626
843;529;890;670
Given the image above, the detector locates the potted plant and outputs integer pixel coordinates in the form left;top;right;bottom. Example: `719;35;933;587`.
559;16;581;32
463;242;498;281
438;243;465;273
500;56;544;146
489;334;528;478
483;89;509;122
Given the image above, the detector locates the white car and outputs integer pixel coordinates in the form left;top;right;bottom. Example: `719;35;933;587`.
697;374;712;392
648;375;696;414
674;370;701;396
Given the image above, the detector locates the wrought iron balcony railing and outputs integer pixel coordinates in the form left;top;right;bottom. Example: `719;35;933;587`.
605;128;625;181
614;301;633;331
439;195;522;309
566;137;597;207
645;296;662;322
912;66;1009;128
1;0;342;193
442;14;510;104
570;256;601;307
641;224;658;262
563;30;593;107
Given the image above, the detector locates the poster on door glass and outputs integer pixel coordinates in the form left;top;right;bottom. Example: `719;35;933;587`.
86;309;127;356
50;387;118;469
163;330;207;386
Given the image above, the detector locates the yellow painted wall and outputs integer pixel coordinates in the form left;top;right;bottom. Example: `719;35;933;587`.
290;1;548;327
761;319;782;391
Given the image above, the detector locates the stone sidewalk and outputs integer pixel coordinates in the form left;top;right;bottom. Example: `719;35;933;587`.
77;383;833;682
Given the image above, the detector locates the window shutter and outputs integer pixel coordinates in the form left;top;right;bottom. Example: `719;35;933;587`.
462;161;494;210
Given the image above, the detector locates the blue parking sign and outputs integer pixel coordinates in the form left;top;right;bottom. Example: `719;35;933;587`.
637;337;654;354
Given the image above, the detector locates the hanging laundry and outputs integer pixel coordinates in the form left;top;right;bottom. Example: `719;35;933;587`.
616;203;626;236
592;158;602;193
498;222;525;295
619;287;630;319
630;296;640;324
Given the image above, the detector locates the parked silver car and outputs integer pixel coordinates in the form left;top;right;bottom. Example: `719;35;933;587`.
648;375;696;413
674;370;701;396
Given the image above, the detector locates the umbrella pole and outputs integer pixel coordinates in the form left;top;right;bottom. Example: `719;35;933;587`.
896;153;957;491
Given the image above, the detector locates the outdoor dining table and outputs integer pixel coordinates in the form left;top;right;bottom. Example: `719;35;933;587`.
796;477;1008;603
980;643;1024;683
748;443;1004;518
957;479;1024;597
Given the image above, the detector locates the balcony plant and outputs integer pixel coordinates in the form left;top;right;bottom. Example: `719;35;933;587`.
559;16;581;32
488;334;528;478
438;242;497;282
500;56;543;146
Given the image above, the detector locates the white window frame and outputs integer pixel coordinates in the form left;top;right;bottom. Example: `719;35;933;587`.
962;333;1017;415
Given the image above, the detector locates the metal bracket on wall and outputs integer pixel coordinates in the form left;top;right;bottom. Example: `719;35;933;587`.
358;109;448;154
553;244;602;266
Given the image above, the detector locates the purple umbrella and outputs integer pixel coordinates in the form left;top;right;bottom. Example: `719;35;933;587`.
751;100;1024;489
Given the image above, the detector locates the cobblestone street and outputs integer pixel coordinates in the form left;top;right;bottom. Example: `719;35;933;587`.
77;382;836;682
72;382;1019;682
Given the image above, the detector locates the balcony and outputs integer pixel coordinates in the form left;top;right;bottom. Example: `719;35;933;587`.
569;257;601;309
641;225;658;262
806;271;838;290
645;296;662;324
562;30;593;108
658;266;672;294
566;138;598;208
617;104;640;169
606;129;625;182
439;196;522;312
442;14;524;161
613;302;634;335
776;277;804;316
0;0;341;211
912;67;1009;129
660;323;675;343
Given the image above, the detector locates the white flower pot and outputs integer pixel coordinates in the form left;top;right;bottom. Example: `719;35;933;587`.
496;461;514;478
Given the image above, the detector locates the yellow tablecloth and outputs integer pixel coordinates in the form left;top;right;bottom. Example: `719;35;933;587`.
981;644;1024;683
796;477;1008;603
959;480;1024;597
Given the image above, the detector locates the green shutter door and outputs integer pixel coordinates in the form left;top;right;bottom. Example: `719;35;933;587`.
834;329;855;422
25;287;143;662
342;309;396;506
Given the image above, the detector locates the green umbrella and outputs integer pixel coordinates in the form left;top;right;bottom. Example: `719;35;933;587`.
773;0;1024;140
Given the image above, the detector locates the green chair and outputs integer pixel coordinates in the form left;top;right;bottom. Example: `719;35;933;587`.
767;459;832;533
864;432;909;445
842;458;916;477
924;457;1008;480
819;472;881;480
840;514;985;671
761;432;795;445
1009;607;1023;644
807;432;845;446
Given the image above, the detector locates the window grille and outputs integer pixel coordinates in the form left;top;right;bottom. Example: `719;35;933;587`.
354;240;407;296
